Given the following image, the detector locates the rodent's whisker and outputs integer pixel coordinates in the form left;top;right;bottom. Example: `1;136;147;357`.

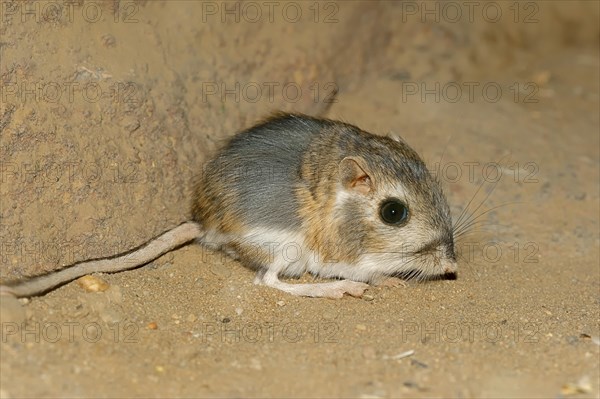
452;154;515;234
454;219;498;239
453;179;499;234
453;220;513;240
452;180;488;233
454;228;497;243
453;201;522;238
454;227;492;241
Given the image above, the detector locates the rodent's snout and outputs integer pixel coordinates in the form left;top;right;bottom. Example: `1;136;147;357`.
441;258;458;275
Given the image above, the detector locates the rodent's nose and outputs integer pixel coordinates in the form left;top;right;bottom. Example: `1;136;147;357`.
441;259;458;274
443;265;454;274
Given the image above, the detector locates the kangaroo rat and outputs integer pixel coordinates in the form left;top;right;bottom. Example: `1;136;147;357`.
0;113;457;299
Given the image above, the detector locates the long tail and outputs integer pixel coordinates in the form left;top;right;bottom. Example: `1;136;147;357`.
0;221;202;298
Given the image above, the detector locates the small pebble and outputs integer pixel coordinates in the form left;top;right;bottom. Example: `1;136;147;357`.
390;70;412;81
77;275;109;292
120;117;140;133
101;34;116;47
147;322;158;330
411;359;428;368
362;294;374;301
187;314;197;323
276;300;285;307
355;324;367;331
532;70;551;86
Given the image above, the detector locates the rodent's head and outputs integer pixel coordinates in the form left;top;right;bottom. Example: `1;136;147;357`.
335;133;457;281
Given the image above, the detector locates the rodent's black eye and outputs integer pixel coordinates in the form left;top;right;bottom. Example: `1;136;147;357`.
379;199;409;226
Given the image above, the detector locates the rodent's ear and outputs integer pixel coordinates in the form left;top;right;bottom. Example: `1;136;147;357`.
339;156;374;195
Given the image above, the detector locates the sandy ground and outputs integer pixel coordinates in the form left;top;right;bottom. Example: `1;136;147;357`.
0;1;599;398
